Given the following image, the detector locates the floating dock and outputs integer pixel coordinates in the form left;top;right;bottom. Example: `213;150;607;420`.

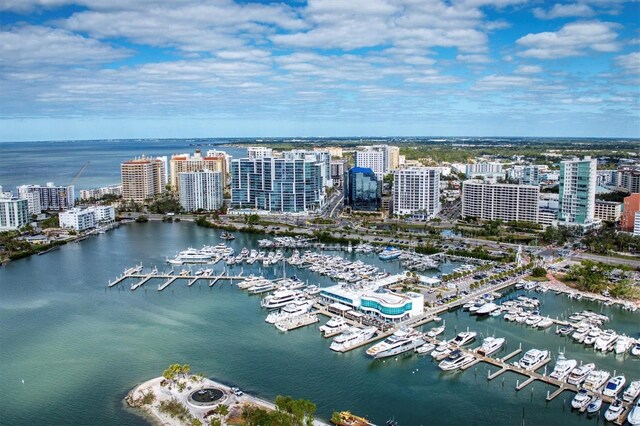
107;266;245;291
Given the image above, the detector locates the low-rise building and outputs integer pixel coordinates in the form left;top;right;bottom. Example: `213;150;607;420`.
79;184;122;200
594;200;622;222
59;206;115;231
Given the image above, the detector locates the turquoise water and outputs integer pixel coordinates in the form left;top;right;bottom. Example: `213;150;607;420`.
1;222;638;425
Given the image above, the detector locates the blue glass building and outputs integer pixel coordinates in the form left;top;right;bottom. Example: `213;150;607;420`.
345;167;381;211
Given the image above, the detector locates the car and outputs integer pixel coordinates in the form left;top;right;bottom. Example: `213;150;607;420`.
233;388;244;396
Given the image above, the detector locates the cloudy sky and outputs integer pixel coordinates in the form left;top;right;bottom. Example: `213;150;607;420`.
0;0;638;141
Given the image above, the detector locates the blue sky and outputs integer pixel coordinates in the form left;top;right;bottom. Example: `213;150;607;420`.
0;0;638;141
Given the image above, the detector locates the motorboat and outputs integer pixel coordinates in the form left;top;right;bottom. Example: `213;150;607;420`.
379;248;402;260
438;349;476;371
584;370;611;392
451;331;477;347
416;342;436;355
628;399;640;426
476;337;505;356
426;324;445;338
604;399;624;422
260;290;303;309
615;335;633;354
556;325;574;336
463;300;478;311
583;328;601;346
567;363;596;385
516;349;550;370
330;327;377;352
571;326;590;343
623;381;640;403
468;300;486;314
319;316;349;337
633;343;640;357
586;396;603;414
571;389;592;409
537;317;554;329
515;312;529;324
594;329;618;352
490;308;503;317
431;341;453;361
475;302;498;316
220;232;235;240
603;375;626;398
366;328;426;359
548;352;577;381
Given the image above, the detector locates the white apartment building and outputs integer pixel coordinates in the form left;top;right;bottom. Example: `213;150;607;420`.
393;167;441;219
461;180;539;223
465;162;504;179
79;184;122;200
247;147;273;159
58;206;115;231
634;212;640;236
178;170;223;212
0;196;30;230
17;182;74;211
355;145;400;180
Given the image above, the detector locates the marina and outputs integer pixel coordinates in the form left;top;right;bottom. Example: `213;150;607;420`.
1;221;639;426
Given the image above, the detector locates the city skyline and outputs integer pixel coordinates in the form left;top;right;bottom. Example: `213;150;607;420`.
1;0;639;141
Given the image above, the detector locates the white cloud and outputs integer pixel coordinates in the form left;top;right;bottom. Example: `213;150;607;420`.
0;25;130;67
457;54;491;63
515;65;542;73
533;3;595;19
517;21;620;59
473;74;536;90
615;51;640;74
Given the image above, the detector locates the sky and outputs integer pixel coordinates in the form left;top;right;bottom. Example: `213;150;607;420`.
0;0;639;141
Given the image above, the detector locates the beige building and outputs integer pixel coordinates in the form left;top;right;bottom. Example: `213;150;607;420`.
461;180;539;223
594;200;622;222
169;150;227;191
121;157;167;203
314;146;343;158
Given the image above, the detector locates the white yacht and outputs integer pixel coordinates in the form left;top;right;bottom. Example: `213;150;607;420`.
319;317;349;337
451;331;477;347
476;337;505;356
583;328;601;346
604;399;624;422
628;399;640;426
571;389;592;409
633;342;640;357
567;363;596;385
249;282;277;294
614;335;633;354
603;375;626;397
548;352;577;381
431;341;453;361
468;300;486;314
330;327;377;352
584;370;611;391
260;290;303;309
438;349;476;371
525;314;542;327
516;349;550;370
475;303;499;316
379;248;402;260
365;328;426;359
623;381;640;403
416;342;436;355
594;329;618;352
265;300;314;324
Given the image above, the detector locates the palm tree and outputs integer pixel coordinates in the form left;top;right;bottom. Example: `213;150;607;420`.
181;364;190;378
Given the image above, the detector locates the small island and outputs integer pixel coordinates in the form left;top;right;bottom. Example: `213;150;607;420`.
126;363;325;426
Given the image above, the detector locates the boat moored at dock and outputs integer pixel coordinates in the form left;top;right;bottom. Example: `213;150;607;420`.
330;327;377;352
365;328;425;359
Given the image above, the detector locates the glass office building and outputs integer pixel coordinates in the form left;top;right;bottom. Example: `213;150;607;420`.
345;167;381;211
